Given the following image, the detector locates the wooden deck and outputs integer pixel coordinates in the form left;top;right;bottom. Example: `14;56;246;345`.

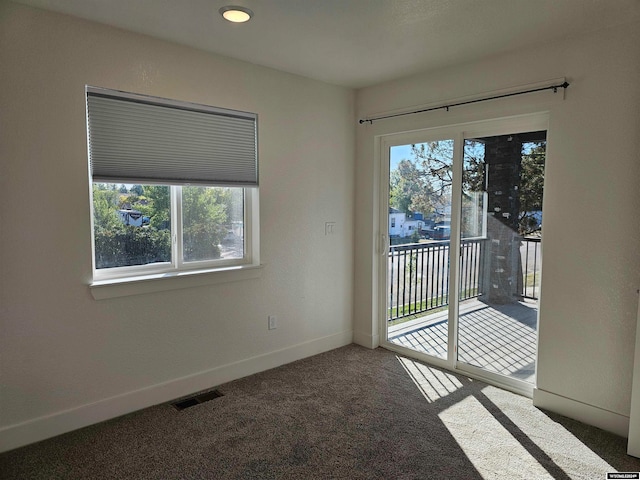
388;298;538;383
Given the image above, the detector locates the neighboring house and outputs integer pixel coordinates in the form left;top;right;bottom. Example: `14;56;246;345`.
404;212;424;237
388;207;405;238
389;208;424;239
117;209;148;227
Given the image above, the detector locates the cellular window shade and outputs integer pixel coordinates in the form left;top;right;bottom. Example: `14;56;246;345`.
87;90;258;187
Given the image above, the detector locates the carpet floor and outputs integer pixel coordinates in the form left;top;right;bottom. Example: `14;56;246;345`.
1;344;639;479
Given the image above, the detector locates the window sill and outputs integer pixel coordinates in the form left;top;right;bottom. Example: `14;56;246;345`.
89;264;263;300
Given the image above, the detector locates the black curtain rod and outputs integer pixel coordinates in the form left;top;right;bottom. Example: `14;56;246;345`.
358;81;569;125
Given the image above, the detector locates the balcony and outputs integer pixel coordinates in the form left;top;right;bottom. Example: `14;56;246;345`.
386;237;541;383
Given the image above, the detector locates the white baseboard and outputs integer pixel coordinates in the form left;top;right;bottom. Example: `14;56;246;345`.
533;388;629;437
353;329;379;349
0;330;353;453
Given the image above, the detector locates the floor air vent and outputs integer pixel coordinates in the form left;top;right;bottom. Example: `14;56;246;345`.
172;389;224;411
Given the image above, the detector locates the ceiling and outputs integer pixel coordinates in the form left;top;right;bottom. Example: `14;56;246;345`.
13;0;640;88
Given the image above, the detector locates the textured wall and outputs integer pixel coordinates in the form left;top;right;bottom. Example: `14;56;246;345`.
0;2;355;445
355;21;640;421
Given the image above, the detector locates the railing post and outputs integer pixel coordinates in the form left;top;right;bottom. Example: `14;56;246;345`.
387;238;493;323
518;237;541;301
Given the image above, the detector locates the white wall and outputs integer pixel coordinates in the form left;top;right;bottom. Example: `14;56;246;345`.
628;297;640;455
355;22;640;434
0;2;354;451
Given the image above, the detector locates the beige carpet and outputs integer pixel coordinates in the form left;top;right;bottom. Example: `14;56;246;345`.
1;345;639;479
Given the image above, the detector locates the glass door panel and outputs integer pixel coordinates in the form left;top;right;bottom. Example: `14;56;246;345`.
386;140;453;360
457;132;546;383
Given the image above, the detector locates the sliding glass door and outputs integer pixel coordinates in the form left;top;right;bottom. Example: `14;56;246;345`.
386;139;454;360
381;115;547;393
456;132;545;385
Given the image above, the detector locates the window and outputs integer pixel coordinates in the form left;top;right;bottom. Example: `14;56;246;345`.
87;87;259;282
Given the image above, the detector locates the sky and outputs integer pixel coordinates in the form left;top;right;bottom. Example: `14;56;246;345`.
389;144;414;171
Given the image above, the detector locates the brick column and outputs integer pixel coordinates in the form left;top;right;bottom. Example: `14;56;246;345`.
483;135;522;304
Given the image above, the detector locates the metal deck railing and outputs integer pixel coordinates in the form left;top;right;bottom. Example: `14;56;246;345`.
388;237;540;322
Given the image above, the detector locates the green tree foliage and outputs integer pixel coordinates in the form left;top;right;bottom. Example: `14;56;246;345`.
139;185;170;229
389;141;455;220
390;160;431;215
94;226;171;268
412;140;485;199
92;184;121;231
461;140;488;238
411;141;454;197
462;140;486;194
92;183;171;269
182;187;231;262
92;184;234;268
518;142;545;235
389;138;544;237
120;194;138;208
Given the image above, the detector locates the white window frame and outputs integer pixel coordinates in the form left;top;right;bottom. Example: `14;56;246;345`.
90;185;259;282
87;88;261;298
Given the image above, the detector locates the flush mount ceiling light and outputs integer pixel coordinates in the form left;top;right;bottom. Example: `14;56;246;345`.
219;5;254;23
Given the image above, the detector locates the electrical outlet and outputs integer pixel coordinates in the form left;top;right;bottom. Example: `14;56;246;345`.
268;315;277;330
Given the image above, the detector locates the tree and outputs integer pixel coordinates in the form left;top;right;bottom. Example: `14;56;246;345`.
130;184;144;196
92;184;121;231
92;183;171;268
390;160;431;215
182;187;231;261
518;142;545;235
389;138;544;236
389;140;459;219
412;140;485;200
410;141;454;198
142;185;170;230
462;140;486;194
410;140;464;223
